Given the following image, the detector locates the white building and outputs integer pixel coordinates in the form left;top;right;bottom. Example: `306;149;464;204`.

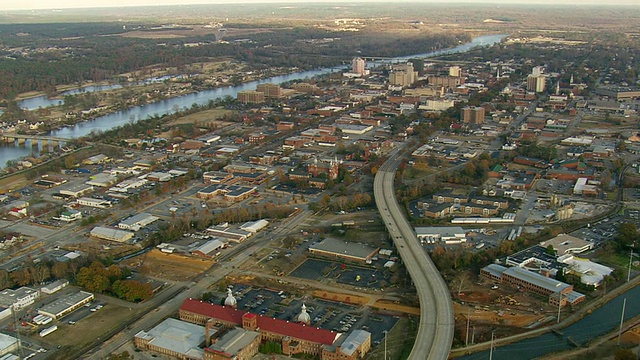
135;318;205;359
192;239;226;258
59;183;94;198
0;306;12;322
59;210;82;222
90;226;134;243
196;133;221;144
85;173;118;187
0;287;40;310
40;279;70;295
110;178;148;193
118;213;159;231
558;254;613;287
414;226;466;244
419;100;455;112
540;234;594;255
239;219;269;233
77;197;112;209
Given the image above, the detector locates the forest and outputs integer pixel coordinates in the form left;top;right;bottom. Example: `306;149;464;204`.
0;21;469;100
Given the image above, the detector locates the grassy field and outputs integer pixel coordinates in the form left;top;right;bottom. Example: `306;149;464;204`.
44;303;137;357
595;251;637;271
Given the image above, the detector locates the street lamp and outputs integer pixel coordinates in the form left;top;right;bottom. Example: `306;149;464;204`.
383;330;388;360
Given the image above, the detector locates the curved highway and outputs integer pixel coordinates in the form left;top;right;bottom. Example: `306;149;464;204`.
374;153;454;360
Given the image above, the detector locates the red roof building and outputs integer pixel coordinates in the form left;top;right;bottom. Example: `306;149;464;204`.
180;299;341;358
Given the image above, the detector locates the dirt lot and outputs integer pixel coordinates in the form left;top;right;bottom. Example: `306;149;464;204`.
65;240;139;260
451;276;562;342
128;249;212;281
168;109;236;127
373;299;421;316
312;290;370;306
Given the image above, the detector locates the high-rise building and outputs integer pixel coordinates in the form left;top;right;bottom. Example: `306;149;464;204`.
237;90;265;104
461;106;485;124
532;66;544;77
389;63;417;87
351;57;366;75
527;75;546;93
256;83;282;98
449;66;462;77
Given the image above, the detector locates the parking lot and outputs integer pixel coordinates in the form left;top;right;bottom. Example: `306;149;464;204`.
289;259;391;288
570;211;637;247
216;285;399;344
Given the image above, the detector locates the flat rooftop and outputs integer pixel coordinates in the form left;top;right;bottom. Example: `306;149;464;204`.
39;291;93;318
309;238;378;260
540;234;593;255
135;318;204;359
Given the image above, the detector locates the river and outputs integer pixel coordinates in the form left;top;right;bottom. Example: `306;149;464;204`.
2;34;506;167
458;285;640;360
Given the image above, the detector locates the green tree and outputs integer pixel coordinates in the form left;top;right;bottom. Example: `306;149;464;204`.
615;222;639;249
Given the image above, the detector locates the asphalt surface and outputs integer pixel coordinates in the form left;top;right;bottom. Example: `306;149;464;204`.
374;151;454;360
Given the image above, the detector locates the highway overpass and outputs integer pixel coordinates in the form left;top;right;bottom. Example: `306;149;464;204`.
374;153;454;360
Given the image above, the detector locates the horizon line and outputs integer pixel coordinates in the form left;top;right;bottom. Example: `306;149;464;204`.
2;0;640;13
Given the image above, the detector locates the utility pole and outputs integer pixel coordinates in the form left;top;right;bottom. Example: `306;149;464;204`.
12;307;23;359
489;331;495;360
384;330;388;360
618;298;627;346
465;309;470;346
471;326;475;345
628;249;633;282
557;293;562;324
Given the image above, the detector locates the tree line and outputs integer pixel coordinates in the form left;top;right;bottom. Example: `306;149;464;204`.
0;257;152;302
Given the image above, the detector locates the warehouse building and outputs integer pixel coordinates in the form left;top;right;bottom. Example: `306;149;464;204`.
85;173;118;187
118;213;159;231
59;183;94;198
309;238;379;264
205;227;251;243
239;220;269;233
192;239;226;259
414;227;466;244
135;318;205;359
77;197;112;209
90;226;134;243
40;279;69;295
38;291;94;320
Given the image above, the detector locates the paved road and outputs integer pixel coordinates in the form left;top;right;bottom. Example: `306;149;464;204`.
374;152;454;360
83;210;311;358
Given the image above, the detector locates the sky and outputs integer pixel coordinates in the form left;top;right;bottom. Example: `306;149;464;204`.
0;0;638;11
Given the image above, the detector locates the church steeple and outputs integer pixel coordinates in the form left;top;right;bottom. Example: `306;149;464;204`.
224;288;237;308
296;303;311;325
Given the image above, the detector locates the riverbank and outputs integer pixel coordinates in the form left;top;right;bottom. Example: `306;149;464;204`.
451;275;640;358
0;34;506;170
549;315;640;360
